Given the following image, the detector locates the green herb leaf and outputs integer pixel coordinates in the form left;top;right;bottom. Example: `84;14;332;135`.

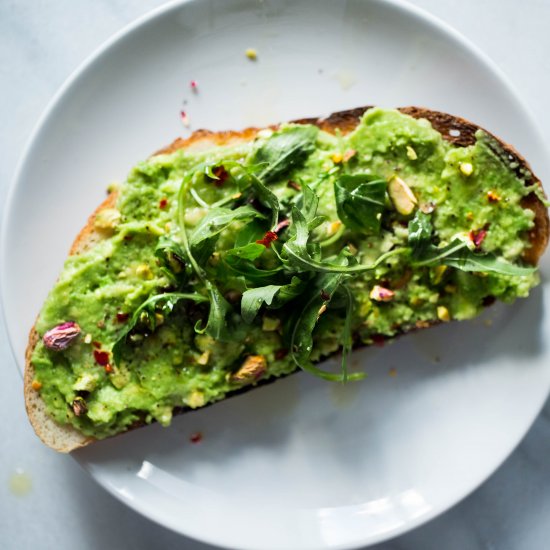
241;285;282;324
252;126;318;182
226;242;266;260
224;255;284;283
204;282;233;340
154;236;189;287
415;240;536;275
112;292;208;364
249;173;280;229
334;174;387;234
289;258;365;382
241;276;306;323
189;205;264;249
408;211;535;276
407;210;433;257
284;206;407;274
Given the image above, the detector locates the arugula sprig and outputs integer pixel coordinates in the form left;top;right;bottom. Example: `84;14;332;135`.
408;210;536;275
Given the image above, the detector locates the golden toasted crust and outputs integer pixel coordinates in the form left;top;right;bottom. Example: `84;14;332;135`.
25;106;549;452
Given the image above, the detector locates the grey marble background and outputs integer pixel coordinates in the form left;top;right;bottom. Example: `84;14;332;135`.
2;1;550;549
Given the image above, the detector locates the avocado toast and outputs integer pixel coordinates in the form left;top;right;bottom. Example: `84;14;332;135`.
25;106;549;452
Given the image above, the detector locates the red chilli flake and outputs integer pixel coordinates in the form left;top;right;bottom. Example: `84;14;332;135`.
469;228;488;248
92;341;102;349
209;165;229;187
116;312;130;323
190;80;198;91
256;231;278;248
159;198;168;209
180;110;190;127
93;350;110;366
104;364;113;374
274;348;289;360
190;432;203;444
371;334;386;347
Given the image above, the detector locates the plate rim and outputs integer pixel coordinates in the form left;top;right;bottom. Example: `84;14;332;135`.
2;0;549;548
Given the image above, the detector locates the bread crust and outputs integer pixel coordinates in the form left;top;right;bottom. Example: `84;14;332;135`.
25;106;549;452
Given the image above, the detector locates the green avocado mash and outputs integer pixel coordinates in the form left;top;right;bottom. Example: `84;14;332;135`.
31;108;540;438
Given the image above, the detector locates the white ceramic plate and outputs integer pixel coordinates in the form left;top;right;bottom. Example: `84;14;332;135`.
3;0;550;548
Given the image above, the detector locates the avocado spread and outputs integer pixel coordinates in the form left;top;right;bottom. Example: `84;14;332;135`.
31;108;540;438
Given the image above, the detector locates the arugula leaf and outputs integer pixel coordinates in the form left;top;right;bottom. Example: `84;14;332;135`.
112;292;208;365
408;211;535;276
414;240;536;275
249;174;280;229
241;285;282;324
203;282;233;340
252;126;318;182
407;210;433;257
226;242;266;261
154;236;188;286
334;174;387;234
224;255;284;282
284;206;407;274
189;205;264;249
240;277;306;323
290;260;365;382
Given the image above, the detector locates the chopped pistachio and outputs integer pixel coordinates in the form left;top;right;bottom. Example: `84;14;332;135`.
73;372;99;392
136;264;153;279
197;350;210;365
230;355;266;384
343;149;357;162
369;285;395;302
459;162;474;176
245;48;258;60
72;397;88;417
94;208;121;231
388;176;418;216
43;322;81;351
437;305;451;322
406;145;418;160
186;390;205;409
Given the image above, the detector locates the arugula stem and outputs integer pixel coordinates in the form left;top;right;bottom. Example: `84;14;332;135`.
318;225;345;249
285;246;409;274
189;187;210;208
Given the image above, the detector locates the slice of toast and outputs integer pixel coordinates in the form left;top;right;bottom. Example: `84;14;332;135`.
25;106;549;452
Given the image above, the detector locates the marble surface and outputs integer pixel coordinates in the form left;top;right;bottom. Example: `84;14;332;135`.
1;1;550;548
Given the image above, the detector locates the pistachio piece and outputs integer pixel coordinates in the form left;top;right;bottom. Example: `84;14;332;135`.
197;350;210;365
94;208;121;231
230;355;267;384
459;162;474;176
186;390;205;409
437;306;451;322
388;176;417;216
43;322;81;351
369;285;395;302
72;396;88;417
406;145;418;160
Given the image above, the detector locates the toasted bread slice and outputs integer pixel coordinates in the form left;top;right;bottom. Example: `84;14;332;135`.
25;106;549;452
